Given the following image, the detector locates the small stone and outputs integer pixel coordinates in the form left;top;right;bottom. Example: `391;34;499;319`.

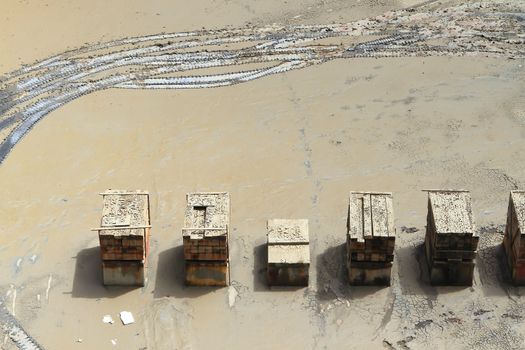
120;311;135;325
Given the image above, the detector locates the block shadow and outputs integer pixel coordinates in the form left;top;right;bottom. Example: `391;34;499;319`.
395;243;438;299
477;240;514;297
71;246;138;298
398;242;482;296
316;243;348;300
153;245;221;298
316;243;389;300
253;243;268;292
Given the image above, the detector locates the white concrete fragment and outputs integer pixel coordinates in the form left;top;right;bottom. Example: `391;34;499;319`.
120;311;135;325
12;288;16;317
102;315;114;324
228;286;238;308
45;274;52;301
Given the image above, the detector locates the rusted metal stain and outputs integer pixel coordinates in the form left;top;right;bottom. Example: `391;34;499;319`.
267;264;309;286
102;261;146;286
185;262;229;286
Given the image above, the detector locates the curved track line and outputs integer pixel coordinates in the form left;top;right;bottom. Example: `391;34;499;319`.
0;1;523;166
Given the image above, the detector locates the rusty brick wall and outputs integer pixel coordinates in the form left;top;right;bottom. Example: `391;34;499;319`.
99;234;146;261
183;236;228;261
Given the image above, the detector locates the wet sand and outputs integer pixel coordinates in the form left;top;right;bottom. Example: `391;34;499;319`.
1;0;525;349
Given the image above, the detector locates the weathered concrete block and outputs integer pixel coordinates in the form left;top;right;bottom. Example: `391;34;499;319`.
425;190;477;249
185;261;229;286
267;219;310;286
95;190;150;287
503;191;525;285
347;192;396;248
347;191;396;285
102;260;145;287
182;192;230;286
424;190;477;286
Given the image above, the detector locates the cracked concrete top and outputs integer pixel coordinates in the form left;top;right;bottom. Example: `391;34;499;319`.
428;190;475;235
183;192;230;239
267;219;309;244
348;191;395;241
99;190;150;237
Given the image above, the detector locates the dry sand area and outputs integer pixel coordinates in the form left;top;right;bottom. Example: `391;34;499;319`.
0;0;525;349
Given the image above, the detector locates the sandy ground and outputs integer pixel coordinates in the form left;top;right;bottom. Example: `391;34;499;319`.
0;0;525;349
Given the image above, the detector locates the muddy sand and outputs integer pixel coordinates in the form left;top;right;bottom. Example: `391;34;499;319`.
0;0;524;349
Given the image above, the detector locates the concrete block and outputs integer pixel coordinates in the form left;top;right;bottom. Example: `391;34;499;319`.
182;192;230;287
347;191;395;242
423;190;477;286
427;190;475;236
346;192;396;286
266;219;310;286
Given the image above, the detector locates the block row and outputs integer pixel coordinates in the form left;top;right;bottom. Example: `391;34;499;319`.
92;189;525;288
